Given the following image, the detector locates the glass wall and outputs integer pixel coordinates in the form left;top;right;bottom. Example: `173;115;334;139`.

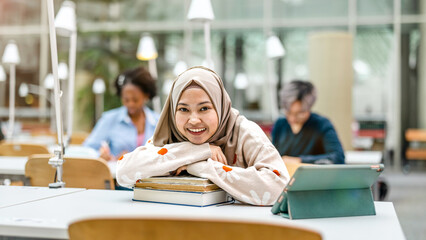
1;0;426;163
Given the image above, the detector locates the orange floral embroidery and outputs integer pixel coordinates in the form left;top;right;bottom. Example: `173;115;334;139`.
148;140;152;143
273;169;280;176
158;148;168;155
118;155;124;161
222;165;233;172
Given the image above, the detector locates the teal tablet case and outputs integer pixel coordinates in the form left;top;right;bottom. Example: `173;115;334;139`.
271;164;384;219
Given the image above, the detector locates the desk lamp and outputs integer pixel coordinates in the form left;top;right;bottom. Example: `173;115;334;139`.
55;0;77;147
0;65;5;106
173;60;188;76
46;0;66;188
2;41;21;140
137;34;161;113
43;74;56;132
58;62;69;81
0;65;5;82
187;0;215;68
92;78;106;121
266;34;285;121
234;73;249;110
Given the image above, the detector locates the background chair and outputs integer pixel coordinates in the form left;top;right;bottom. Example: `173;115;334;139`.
31;131;89;145
69;131;89;145
68;218;322;240
285;162;311;177
25;154;114;190
0;142;49;156
404;128;426;172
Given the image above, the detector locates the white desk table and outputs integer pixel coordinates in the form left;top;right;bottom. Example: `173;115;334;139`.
345;151;382;164
0;156;27;175
0;188;406;240
0;186;85;209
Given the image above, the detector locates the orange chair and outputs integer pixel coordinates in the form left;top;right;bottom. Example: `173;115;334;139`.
68;217;322;240
25;154;114;190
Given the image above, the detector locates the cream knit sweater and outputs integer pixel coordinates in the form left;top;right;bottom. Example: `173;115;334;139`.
116;117;289;205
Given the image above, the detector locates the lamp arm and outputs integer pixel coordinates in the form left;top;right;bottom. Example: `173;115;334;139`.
204;21;212;67
6;64;16;140
46;0;65;188
65;31;77;147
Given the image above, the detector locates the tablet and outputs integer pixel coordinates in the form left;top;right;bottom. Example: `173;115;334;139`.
271;164;384;219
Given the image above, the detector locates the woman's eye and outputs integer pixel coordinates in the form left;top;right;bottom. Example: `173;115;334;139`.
178;108;188;112
200;107;209;111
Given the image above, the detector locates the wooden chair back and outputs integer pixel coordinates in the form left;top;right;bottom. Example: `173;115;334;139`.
285;162;311;177
68;218;322;240
0;143;49;156
405;129;426;142
31;131;89;145
69;132;89;145
405;129;426;160
25;154;114;190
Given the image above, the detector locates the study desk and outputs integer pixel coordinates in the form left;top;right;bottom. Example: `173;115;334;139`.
0;187;406;240
0;156;27;175
0;186;85;209
345;151;382;164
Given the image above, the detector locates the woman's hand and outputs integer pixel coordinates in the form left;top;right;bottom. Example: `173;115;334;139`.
175;166;187;175
99;142;113;161
209;144;227;165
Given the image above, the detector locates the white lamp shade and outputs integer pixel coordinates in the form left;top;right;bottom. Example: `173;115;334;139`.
0;65;5;82
187;0;215;21
44;74;54;90
234;73;249;90
19;83;29;97
2;42;20;65
54;0;76;37
136;35;158;61
58;62;69;80
266;35;285;59
92;78;106;94
173;61;188;76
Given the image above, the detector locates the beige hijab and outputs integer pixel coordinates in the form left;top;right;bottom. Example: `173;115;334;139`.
153;66;243;163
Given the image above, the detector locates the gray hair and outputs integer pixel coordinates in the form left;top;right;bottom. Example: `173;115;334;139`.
280;80;317;111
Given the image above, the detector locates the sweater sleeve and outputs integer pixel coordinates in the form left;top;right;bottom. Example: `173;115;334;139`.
299;121;345;164
186;119;290;206
116;139;211;188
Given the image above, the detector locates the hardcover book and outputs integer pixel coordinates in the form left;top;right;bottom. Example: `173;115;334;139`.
133;188;229;207
135;175;219;192
133;174;230;207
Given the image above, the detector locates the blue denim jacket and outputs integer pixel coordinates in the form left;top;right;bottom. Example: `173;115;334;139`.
83;106;159;157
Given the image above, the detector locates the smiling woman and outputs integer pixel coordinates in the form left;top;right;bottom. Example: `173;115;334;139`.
175;83;219;144
116;66;290;206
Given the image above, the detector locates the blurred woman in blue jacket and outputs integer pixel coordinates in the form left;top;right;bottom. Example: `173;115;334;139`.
84;67;159;161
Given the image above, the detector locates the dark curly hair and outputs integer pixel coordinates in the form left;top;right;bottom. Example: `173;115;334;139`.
115;67;156;100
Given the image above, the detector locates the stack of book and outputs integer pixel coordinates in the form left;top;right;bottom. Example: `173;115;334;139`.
133;175;230;207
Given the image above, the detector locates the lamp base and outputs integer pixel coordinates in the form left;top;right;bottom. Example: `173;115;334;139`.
49;181;65;188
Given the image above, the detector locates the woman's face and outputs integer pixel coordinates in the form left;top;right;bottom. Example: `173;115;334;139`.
175;87;219;145
285;100;310;126
121;84;148;116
